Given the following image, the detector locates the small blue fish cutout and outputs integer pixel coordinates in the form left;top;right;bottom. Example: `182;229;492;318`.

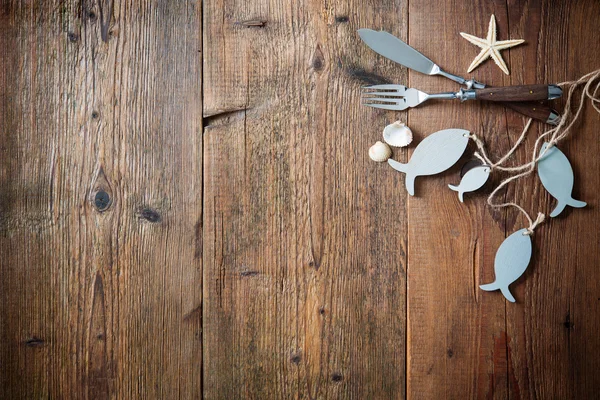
448;165;490;202
537;142;586;217
480;229;532;303
388;129;470;196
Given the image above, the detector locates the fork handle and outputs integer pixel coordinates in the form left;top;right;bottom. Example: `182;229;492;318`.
473;84;562;102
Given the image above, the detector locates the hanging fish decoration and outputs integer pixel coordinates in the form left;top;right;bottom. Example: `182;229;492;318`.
479;229;532;303
448;165;491;202
388;128;470;196
537;142;587;217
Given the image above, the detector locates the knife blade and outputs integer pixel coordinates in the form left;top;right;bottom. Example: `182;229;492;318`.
357;29;439;75
358;29;484;89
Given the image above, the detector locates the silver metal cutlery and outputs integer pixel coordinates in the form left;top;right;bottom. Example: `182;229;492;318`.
358;29;561;124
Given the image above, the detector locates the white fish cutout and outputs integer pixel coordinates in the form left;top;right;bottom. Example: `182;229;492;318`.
448;165;491;202
537;142;586;217
388;129;470;196
480;229;532;303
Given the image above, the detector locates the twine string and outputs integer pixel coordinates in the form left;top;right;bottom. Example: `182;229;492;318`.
468;118;533;171
467;68;600;234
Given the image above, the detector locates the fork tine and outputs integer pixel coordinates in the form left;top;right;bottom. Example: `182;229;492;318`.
361;97;401;104
362;91;405;97
363;103;404;111
362;84;406;90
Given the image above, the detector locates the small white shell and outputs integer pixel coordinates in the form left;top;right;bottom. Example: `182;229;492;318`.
383;121;413;147
369;141;392;162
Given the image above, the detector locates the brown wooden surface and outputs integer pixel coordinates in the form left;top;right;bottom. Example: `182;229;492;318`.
0;1;202;399
1;0;599;399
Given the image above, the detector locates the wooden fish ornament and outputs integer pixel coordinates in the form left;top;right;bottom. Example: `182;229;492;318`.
537;142;586;217
479;229;532;303
388;129;470;196
448;165;490;202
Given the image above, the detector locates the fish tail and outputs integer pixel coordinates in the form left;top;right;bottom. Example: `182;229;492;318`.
405;174;416;196
480;282;516;303
500;286;516;303
568;198;587;209
448;185;464;202
387;159;417;195
387;160;414;195
550;201;567;217
388;159;409;173
479;282;500;292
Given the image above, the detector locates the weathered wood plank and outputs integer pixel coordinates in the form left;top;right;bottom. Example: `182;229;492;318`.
407;0;600;398
202;0;408;398
2;0;600;398
506;1;600;399
0;2;202;398
406;1;530;398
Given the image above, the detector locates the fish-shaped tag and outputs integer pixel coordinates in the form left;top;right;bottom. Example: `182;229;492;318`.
448;165;490;202
479;229;532;303
537;142;586;217
388;129;470;196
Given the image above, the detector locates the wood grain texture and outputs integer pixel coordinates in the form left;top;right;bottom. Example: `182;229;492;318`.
1;0;600;399
202;0;408;398
406;2;513;397
0;1;202;398
408;0;600;399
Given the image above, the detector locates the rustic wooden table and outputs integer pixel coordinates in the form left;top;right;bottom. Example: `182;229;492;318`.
1;1;599;399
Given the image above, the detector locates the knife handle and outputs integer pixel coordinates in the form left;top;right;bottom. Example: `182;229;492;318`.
473;84;562;102
502;101;560;125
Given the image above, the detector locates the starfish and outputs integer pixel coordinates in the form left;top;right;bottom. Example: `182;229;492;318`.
460;14;525;75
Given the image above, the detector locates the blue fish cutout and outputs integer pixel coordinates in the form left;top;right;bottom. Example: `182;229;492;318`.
448;165;490;202
480;229;532;303
388;129;470;196
537;142;586;217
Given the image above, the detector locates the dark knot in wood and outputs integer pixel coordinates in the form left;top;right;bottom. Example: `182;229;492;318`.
87;11;97;22
67;32;79;42
138;208;161;223
312;45;325;72
331;372;343;382
25;337;45;348
238;19;267;27
94;190;111;212
91;167;114;212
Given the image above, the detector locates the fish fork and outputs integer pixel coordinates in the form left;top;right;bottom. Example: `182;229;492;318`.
362;84;562;111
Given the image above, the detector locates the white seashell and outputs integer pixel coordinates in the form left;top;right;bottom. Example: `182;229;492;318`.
369;141;392;162
383;121;413;147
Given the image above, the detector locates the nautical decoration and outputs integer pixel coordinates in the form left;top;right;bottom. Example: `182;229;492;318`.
448;165;491;202
479;229;533;303
383;121;413;147
537;142;587;217
460;15;525;75
388;128;470;196
369;141;392;162
358;34;600;302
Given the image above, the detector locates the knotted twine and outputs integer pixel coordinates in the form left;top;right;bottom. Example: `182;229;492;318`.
468;68;600;235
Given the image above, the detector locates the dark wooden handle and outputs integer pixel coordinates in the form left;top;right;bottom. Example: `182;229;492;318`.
502;101;559;125
475;84;552;102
